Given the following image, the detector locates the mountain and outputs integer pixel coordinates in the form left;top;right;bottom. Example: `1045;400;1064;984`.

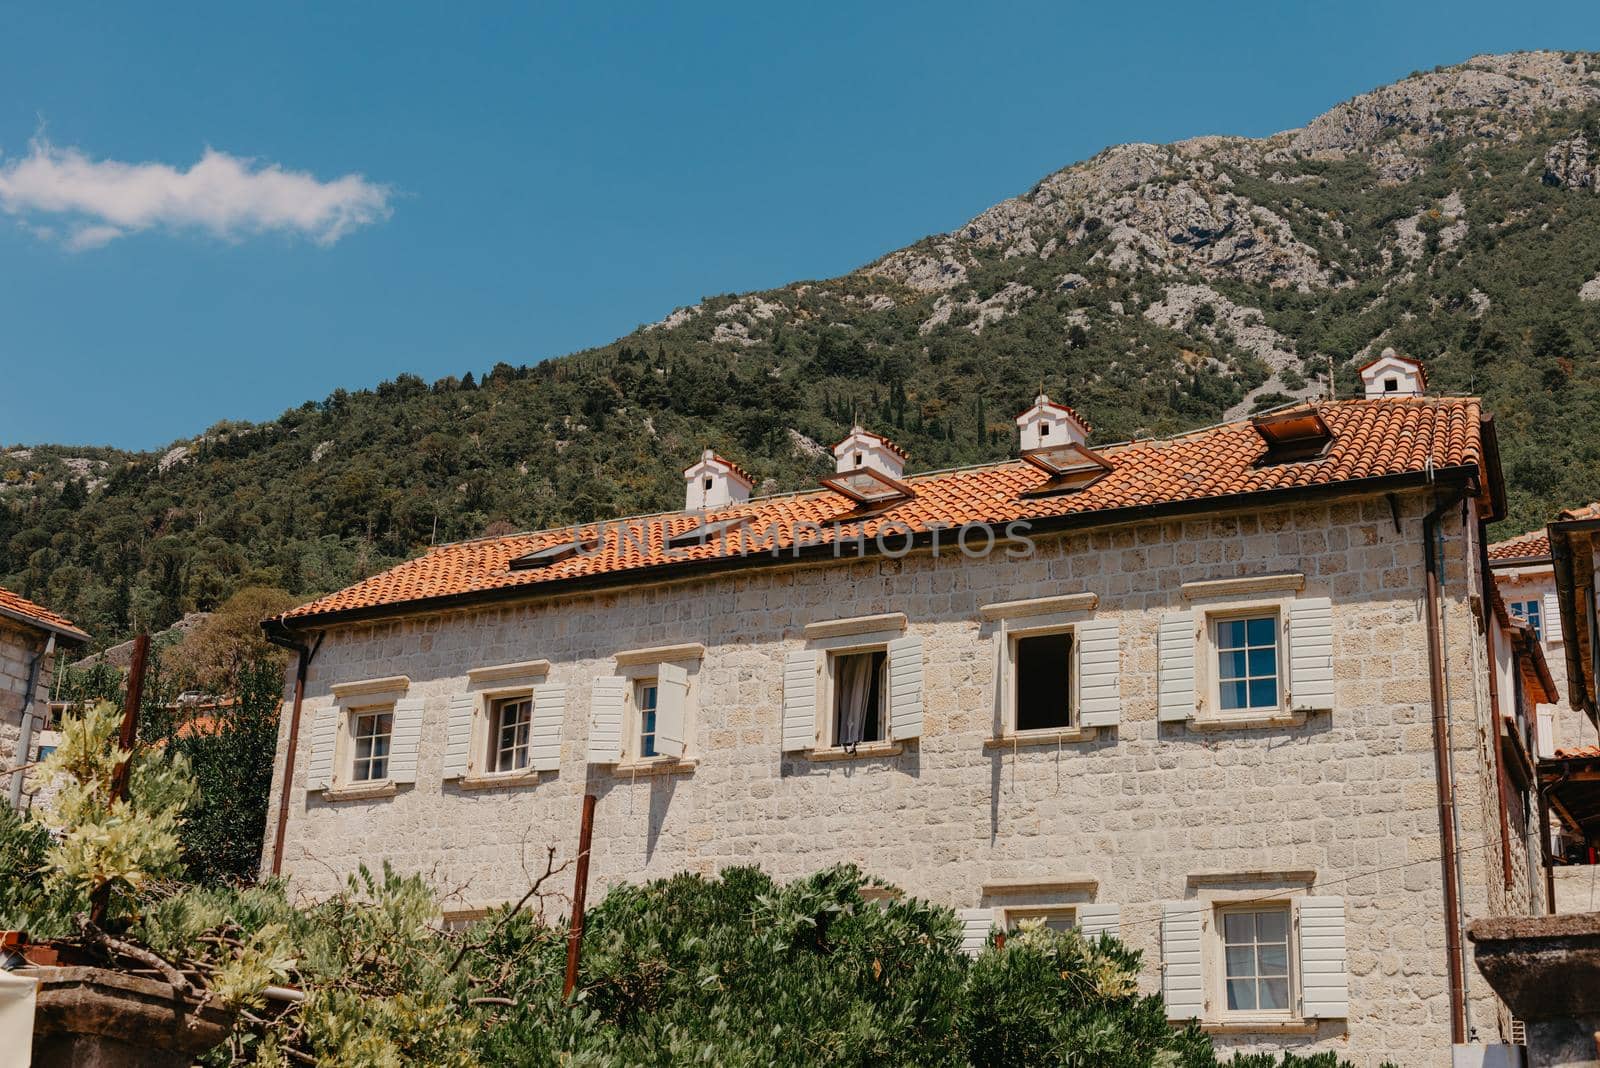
7;50;1600;644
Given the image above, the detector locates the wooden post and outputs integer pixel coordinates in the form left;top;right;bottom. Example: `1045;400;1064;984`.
563;793;597;998
92;633;149;926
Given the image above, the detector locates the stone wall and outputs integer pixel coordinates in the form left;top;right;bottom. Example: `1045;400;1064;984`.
1555;864;1600;915
0;618;53;791
267;490;1524;1067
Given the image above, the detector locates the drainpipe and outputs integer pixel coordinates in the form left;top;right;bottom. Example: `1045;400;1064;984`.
8;633;56;811
262;620;323;877
1423;485;1470;1045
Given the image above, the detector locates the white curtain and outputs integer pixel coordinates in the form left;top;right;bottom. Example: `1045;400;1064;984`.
836;655;874;746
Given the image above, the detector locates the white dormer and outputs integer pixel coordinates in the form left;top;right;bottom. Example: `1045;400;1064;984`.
1359;349;1427;399
1016;395;1091;451
832;425;907;480
683;449;753;511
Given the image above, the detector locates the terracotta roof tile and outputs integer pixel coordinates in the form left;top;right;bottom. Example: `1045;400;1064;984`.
1555;746;1600;760
280;398;1488;624
1560;501;1600;522
0;585;89;642
1488;529;1551;563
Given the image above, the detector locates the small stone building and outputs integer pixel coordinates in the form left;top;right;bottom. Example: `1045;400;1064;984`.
265;360;1544;1065
0;585;87;811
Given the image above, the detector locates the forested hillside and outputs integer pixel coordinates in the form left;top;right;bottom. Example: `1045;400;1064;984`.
8;50;1600;646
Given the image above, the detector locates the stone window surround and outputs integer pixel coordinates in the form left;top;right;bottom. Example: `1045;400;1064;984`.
979;876;1099;934
980;593;1100;747
800;616;906;758
612;642;704;775
1186;870;1323;1035
1183;575;1305;730
461;661;549;789
324;675;408;797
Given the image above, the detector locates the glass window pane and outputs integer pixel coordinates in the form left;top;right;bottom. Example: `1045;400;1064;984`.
1248;677;1278;709
371;735;390;758
1222;912;1255;943
1259;977;1290;1011
1226;978;1256;1011
1257;943;1288;976
1218;650;1247;681
1246;616;1276;645
1247;647;1277;677
370;757;387;780
1219;620;1246;648
1220;680;1248;711
374;713;392;735
1256;909;1289;943
355;736;374;760
1224;945;1255;977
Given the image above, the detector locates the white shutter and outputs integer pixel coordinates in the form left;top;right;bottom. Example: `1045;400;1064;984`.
1161;901;1205;1021
1075;619;1121;727
1076;903;1121;940
529;682;566;772
442;692;476;780
1297;896;1349;1019
1545;591;1563;644
1288;597;1335;712
387;696;426;784
588;676;626;764
782;650;818;752
958;907;994;957
887;634;924;741
1158;612;1196;722
654;663;689;758
304;705;339;792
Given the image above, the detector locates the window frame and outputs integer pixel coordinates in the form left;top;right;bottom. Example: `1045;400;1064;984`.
1003;622;1080;736
1001;905;1077;934
1195;596;1291;723
634;678;660;759
611;647;702;767
347;705;395;785
488;693;534;774
823;644;890;749
1213;902;1295;1020
1509;598;1543;642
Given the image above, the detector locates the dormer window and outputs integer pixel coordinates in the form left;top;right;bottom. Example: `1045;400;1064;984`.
1251;407;1334;465
683;449;754;511
1015;394;1091;452
1039;424;1050;438
1384;378;1398;393
854;452;863;467
1358;349;1426;399
704;477;713;491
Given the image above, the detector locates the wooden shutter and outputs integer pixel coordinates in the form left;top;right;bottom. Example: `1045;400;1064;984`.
1288;597;1335;712
1076;903;1121;940
304;705;339;791
1545;591;1563;644
1158;612;1196;722
529;682;566;772
1297;896;1349;1019
654;663;689;758
442;692;476;780
887;634;924;741
782;650;817;752
958;907;994;957
387;696;426;785
588;677;626;764
1161;901;1205;1021
1076;619;1121;728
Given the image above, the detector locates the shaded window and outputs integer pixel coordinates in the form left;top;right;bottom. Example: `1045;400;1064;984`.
1221;907;1291;1013
831;650;886;746
491;696;532;772
1216;615;1279;712
637;681;658;758
351;710;392;782
1014;632;1073;731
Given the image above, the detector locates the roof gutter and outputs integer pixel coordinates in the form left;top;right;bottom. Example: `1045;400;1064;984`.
277;465;1486;631
262;617;323;877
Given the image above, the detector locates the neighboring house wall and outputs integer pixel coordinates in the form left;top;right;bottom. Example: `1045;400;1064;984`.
268;491;1521;1068
0;618;56;800
1491;565;1594;755
1554;864;1600;915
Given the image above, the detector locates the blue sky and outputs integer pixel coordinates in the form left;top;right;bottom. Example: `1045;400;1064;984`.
3;1;1598;450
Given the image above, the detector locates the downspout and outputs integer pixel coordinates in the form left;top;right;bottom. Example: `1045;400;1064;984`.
1424;484;1470;1046
262;620;323;877
7;633;55;811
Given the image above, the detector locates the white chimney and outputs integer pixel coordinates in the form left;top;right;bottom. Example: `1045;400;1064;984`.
683;449;753;511
1359;348;1427;399
1016;395;1091;451
832;425;906;480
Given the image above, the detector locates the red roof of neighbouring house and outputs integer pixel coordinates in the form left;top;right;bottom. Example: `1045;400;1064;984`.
1488;529;1551;564
1555;746;1600;760
275;398;1492;626
0;585;89;643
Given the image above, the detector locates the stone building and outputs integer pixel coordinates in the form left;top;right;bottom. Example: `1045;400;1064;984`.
265;357;1543;1065
0;585;87;812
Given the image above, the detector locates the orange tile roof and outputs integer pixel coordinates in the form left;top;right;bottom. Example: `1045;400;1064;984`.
278;398;1489;625
1560;501;1600;522
0;585;89;643
1488;528;1551;563
1555;745;1600;760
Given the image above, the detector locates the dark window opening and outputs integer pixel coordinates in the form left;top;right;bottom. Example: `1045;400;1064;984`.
1039;424;1050;437
703;477;713;490
1015;632;1073;731
1384;377;1399;392
832;650;886;746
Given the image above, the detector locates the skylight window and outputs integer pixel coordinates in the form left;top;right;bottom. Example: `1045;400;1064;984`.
1251;408;1334;464
509;536;598;570
820;467;914;505
1019;441;1113;496
667;515;752;549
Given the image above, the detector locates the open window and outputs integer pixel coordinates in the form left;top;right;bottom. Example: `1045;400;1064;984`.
587;644;702;772
1013;631;1074;732
488;695;533;773
829;648;888;748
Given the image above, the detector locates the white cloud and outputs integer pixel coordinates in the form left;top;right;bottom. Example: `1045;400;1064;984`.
0;139;392;249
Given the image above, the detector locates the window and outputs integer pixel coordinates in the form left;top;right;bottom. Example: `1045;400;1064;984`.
1384;376;1398;392
1220;906;1291;1014
1005;907;1075;934
703;476;713;491
350;710;393;782
1039;423;1051;438
490;696;533;773
1510;599;1542;641
1215;615;1279;713
1014;631;1073;731
636;680;659;758
831;649;887;746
